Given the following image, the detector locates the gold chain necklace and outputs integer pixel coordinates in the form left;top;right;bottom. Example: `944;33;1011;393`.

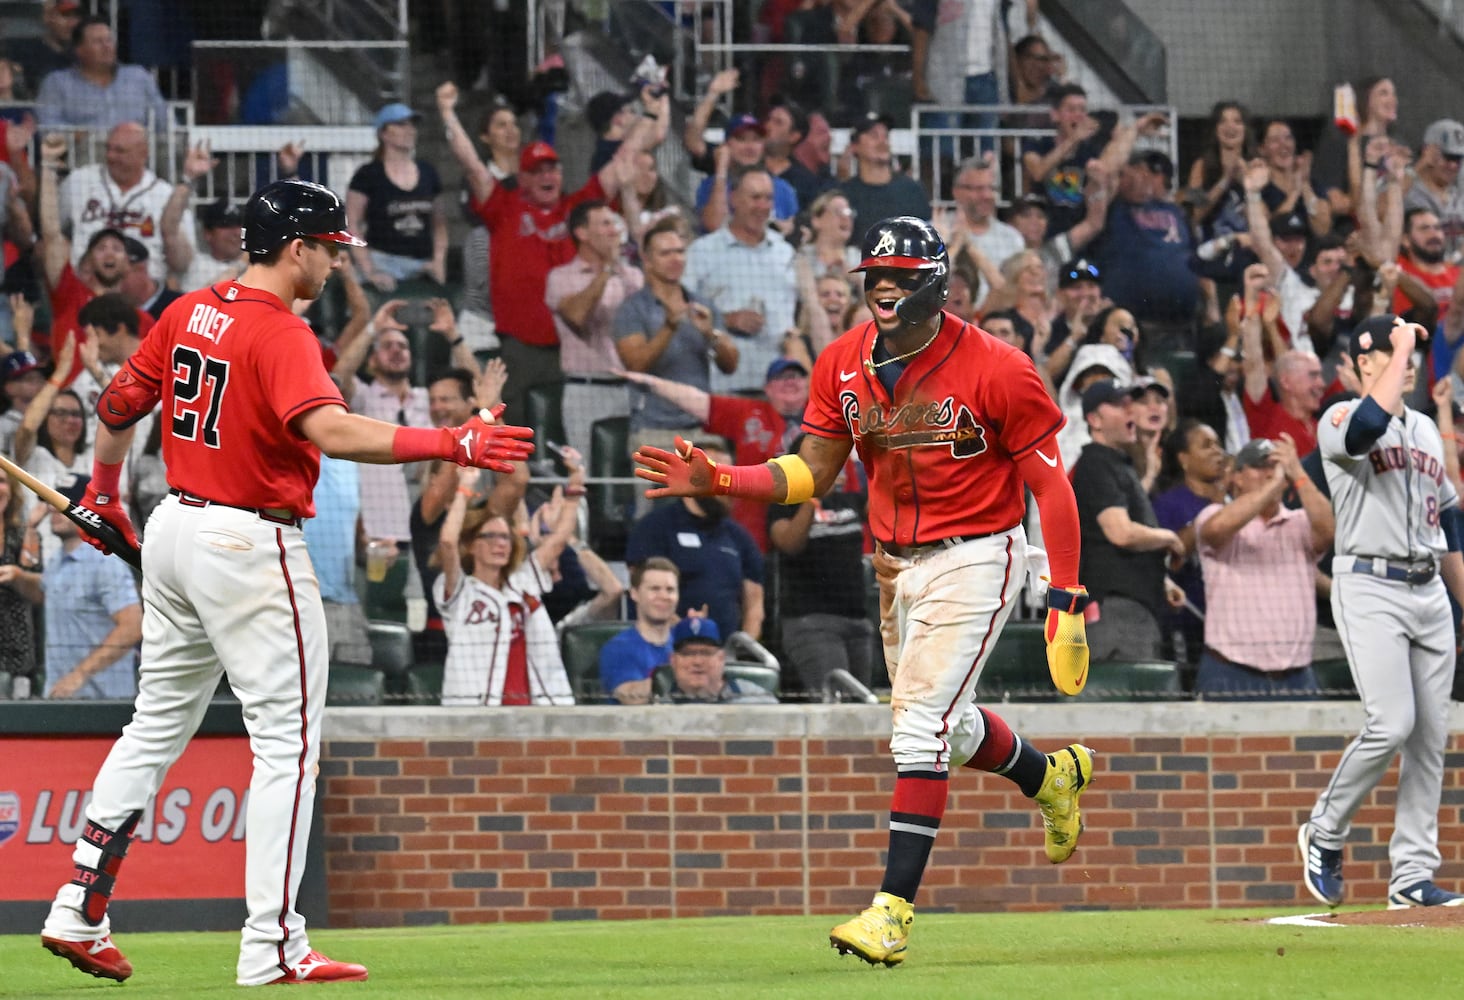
865;327;940;374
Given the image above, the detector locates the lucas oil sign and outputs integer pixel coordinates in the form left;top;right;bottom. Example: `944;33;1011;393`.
0;736;253;902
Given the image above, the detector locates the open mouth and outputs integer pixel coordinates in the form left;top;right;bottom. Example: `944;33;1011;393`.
873;296;901;321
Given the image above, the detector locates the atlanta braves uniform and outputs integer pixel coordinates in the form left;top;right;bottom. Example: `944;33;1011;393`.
802;311;1065;768
435;557;574;706
41;280;351;985
1307;398;1458;894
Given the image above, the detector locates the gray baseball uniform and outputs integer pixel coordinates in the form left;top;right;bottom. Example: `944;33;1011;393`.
1309;399;1457;894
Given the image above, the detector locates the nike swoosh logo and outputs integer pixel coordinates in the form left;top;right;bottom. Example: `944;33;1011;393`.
881;935;903;950
840;369;858;382
1035;448;1058;468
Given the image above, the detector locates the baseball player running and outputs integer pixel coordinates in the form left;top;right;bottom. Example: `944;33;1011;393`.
634;217;1095;966
1300;314;1464;910
39;179;535;986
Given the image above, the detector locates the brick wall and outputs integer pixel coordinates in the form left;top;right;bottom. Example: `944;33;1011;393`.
318;706;1464;926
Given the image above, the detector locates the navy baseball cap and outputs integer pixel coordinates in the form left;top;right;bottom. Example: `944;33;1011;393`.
1;350;39;381
1059;258;1101;288
1349;314;1403;361
765;358;808;381
851;111;895;138
56;473;90;504
726;113;764;139
1131;375;1170;399
1080;378;1141;417
121;236;149;264
1272;211;1309;239
671;617;722;650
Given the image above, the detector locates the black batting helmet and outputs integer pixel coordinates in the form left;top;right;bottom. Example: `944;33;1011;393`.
850;216;949;325
242;179;366;259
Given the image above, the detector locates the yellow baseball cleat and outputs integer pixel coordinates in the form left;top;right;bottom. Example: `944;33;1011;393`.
1035;744;1095;863
829;891;914;966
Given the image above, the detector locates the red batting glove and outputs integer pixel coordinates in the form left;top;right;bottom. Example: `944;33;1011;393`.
80;482;139;557
444;405;535;473
633;435;719;498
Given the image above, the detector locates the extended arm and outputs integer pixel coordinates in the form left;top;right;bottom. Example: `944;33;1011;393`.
437;81;494;205
634;431;853;503
619;369;711;422
1096;506;1184;552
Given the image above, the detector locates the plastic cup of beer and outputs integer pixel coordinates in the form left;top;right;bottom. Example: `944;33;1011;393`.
366;539;396;583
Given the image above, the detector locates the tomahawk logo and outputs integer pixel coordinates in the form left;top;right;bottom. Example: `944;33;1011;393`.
871;230;897;257
0;791;20;847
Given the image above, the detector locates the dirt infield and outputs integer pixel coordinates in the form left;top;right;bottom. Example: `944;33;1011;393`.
1268;907;1464;928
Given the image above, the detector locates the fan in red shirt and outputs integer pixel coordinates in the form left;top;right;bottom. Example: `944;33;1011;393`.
632;217;1096;967
1392;207;1460;323
436;79;658;421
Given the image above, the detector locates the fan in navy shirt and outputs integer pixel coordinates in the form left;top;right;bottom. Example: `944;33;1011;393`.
1096;151;1199;325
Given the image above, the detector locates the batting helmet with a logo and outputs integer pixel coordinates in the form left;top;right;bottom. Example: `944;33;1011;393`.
242;179;366;259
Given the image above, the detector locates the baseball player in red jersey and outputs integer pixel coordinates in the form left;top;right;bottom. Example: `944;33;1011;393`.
38;180;534;986
635;217;1095;966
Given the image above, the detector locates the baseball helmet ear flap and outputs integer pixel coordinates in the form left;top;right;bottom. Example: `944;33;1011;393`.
894;258;949;326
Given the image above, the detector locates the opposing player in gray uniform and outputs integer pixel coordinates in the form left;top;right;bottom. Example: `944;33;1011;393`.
1299;314;1464;910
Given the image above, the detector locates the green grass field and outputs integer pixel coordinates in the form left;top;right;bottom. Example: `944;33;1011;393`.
2;908;1453;998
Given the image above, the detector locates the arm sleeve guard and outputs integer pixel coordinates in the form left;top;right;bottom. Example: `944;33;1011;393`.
96;364;162;431
1016;445;1082;589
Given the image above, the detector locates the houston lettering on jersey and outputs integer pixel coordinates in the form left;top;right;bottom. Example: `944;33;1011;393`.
1369;445;1446;485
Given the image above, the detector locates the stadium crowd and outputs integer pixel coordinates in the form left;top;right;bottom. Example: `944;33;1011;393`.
0;0;1462;705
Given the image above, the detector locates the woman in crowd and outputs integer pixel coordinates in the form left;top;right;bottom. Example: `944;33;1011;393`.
620;150;685;250
786;267;850;372
1150;418;1229;684
1313;75;1399;218
347;102;447;292
0;470;37;695
1078;305;1167;383
981;249;1055;357
799;190;861;286
434;464;580;707
1129;377;1174;493
1184;101;1252;235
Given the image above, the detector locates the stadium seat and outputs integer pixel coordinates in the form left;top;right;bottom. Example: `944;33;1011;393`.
368;620;414;697
1310;657;1356;698
363;551;410;623
650;661;781;699
327;664;386;707
1151;349;1197;389
561;619;632;702
0;672;10;698
589;416;633;560
403;661;445;706
1064;660;1184;701
976;621;1055;701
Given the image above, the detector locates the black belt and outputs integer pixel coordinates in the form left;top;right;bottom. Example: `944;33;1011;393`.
1335;554;1437;586
562;373;624;386
878;527;1010;560
169;489;302;527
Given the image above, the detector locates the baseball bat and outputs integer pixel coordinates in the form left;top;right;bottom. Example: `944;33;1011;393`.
0;453;141;569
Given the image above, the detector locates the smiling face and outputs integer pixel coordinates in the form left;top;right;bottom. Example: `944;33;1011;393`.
670;641;726;700
1215;105;1246;150
631;568;679;627
862;266;930;335
371;329;413;378
1101;309;1138;352
817;275;850;322
1178;422;1226;482
642;228;687;284
1364;78;1397;127
469;516;515;576
484;107;521;157
520;160;563;208
1260;121;1295;171
812;195;854;243
428;375;473;427
729;170;774;234
726;129;765;167
763;369;809;418
953;166;998;223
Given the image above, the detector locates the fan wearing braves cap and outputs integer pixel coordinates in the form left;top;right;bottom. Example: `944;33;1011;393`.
693;112;800;233
437;78;658;424
38;178;536;987
634;216;1095;965
1300;314;1464;911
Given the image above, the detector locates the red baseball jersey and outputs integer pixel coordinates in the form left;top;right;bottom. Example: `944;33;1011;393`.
121;281;345;517
803;312;1063;545
45;263;155;380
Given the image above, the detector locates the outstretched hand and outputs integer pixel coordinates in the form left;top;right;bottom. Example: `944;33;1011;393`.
445;403;536;473
633;435;718;498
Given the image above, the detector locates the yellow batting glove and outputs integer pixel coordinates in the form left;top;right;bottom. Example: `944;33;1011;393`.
1043;584;1091;695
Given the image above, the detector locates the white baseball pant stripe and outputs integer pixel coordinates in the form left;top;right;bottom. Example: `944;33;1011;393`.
1309;572;1454;893
60;496;328;986
877;526;1026;770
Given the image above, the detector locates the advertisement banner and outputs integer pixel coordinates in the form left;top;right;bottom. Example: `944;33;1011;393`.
0;735;253;902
